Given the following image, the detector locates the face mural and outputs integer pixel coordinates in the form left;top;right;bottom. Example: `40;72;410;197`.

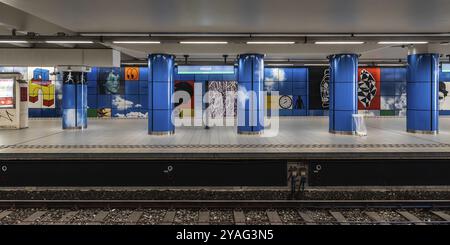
358;68;380;110
439;81;450;110
207;81;238;118
309;67;330;110
98;68;122;95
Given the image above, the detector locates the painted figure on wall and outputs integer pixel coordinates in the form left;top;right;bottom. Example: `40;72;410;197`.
320;68;330;109
28;68;56;108
439;81;450;110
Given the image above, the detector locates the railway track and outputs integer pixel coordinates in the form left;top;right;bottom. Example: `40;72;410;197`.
0;200;449;225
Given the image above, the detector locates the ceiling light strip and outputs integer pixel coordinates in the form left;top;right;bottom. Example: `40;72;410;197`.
315;41;365;44
179;41;228;44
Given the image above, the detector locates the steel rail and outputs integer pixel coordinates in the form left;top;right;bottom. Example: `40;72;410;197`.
0;199;449;209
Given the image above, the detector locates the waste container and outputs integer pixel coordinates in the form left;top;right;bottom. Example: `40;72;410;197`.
352;114;367;136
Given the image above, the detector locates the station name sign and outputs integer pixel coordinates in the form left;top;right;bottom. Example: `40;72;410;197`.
177;65;235;75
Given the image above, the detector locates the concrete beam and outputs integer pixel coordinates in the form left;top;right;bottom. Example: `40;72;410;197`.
0;48;121;67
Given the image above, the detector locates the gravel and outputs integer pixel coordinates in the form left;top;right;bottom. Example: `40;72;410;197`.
0;209;38;225
278;209;302;225
104;209;134;225
377;210;407;223
244;210;269;225
410;209;442;222
173;209;199;225
68;209;103;225
138;209;166;225
304;210;336;224
210;210;233;225
1;190;450;201
34;209;70;224
341;209;372;224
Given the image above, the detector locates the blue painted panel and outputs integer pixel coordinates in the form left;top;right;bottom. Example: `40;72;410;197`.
139;67;149;81
97;95;112;108
28;108;42;118
293;109;307;116
381;68;397;82
87;67;98;81
88;86;98;95
278;82;293;94
293;68;308;82
330;82;357;111
381;83;396;95
88;95;97;108
125;81;139;94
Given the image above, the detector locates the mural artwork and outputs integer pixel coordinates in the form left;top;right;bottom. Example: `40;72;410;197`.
28;67;56;108
207;81;238;118
98;68;122;95
358;68;381;110
174;81;194;118
309;67;330;110
439;81;450;110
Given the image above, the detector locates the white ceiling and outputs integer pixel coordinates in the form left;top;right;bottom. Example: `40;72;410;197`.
2;0;450;33
1;0;450;61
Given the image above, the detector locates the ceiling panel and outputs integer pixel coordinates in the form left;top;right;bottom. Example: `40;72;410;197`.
1;0;450;34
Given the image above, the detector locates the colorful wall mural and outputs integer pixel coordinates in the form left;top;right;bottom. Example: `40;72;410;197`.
1;65;450;118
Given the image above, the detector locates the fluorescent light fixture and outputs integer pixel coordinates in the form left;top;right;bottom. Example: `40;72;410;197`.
113;41;160;44
81;33;150;37
378;41;429;44
154;33;248;37
266;64;294;66
0;40;28;43
304;64;329;66
246;41;295;44
375;64;406;67
315;41;365;44
45;41;94;44
179;41;228;44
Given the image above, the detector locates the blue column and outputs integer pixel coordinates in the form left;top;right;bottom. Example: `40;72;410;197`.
62;71;87;129
407;53;439;134
329;54;358;134
148;54;175;135
237;54;264;134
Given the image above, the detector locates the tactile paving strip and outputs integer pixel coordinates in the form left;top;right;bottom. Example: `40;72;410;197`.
1;143;449;149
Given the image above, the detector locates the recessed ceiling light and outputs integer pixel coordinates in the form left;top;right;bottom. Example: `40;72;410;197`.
315;41;365;45
179;41;228;44
378;41;429;44
246;41;295;44
0;40;28;43
113;41;161;44
45;41;94;44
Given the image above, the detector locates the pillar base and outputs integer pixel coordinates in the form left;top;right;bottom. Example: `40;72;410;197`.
329;130;356;135
63;126;87;130
407;129;438;135
238;131;263;135
148;131;175;136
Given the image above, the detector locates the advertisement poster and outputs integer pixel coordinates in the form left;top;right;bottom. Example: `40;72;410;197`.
0;79;14;108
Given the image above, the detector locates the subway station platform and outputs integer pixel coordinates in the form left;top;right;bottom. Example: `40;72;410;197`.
1;117;450;160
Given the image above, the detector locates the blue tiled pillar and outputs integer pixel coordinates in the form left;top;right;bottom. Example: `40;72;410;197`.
237;54;264;135
329;54;358;134
62;71;87;129
407;53;439;134
148;54;175;135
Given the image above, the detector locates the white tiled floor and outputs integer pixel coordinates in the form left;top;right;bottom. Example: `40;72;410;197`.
1;117;450;154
